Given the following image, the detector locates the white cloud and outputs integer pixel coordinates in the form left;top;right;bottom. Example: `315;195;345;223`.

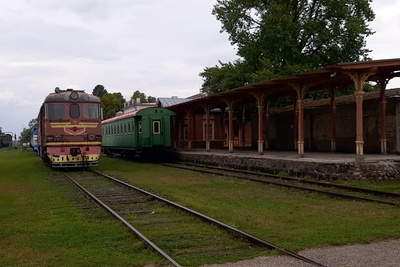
0;0;399;136
0;90;34;106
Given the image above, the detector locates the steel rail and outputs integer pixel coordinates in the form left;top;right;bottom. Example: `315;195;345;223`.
93;170;326;267
205;164;400;198
164;163;400;206
63;172;181;267
174;162;400;198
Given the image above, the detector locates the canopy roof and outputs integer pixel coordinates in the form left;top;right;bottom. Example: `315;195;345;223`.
168;58;400;112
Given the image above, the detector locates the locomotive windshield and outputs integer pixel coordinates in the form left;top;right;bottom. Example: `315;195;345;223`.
83;104;101;119
70;104;79;118
45;103;66;119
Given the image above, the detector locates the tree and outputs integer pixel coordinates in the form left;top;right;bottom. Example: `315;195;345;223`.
19;118;38;143
92;84;108;98
28;118;37;129
201;0;375;94
101;92;126;120
130;90;156;104
147;96;156;103
200;59;256;94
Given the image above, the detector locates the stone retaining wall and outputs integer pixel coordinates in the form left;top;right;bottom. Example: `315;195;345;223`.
173;152;400;181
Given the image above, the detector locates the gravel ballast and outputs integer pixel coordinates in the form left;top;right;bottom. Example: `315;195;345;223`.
201;239;400;267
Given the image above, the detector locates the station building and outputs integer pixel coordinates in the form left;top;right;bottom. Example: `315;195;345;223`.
157;59;400;179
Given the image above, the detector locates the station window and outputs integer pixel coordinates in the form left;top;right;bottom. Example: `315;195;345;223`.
139;121;142;133
203;121;215;140
153;121;160;134
183;123;188;141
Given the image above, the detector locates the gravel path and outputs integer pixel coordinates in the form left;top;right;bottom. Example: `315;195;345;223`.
201;239;400;267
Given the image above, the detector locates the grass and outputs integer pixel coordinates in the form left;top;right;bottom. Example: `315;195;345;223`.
96;156;400;252
2;149;400;266
0;148;166;267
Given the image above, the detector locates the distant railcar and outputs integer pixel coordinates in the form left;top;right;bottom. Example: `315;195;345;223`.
37;88;102;168
0;133;12;148
31;125;39;154
101;107;176;158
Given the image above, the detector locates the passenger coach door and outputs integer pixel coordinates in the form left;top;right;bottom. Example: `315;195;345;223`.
152;120;162;146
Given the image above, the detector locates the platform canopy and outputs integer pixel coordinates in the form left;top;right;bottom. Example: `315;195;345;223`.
168;58;400;112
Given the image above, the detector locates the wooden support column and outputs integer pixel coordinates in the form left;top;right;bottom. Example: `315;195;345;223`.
290;84;312;157
185;109;194;151
345;69;376;160
201;105;211;152
178;120;183;148
265;102;270;150
379;77;389;154
330;88;337;152
251;92;267;155
241;107;246;149
293;96;298;150
354;89;365;159
223;99;236;153
257;104;264;155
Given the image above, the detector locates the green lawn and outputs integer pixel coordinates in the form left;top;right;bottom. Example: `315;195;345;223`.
97;156;400;251
0;149;164;267
1;148;400;266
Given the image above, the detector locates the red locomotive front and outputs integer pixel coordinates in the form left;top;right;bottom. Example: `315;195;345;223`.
37;88;102;168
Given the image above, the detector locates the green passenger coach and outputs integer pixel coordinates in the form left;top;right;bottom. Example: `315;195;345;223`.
101;107;176;157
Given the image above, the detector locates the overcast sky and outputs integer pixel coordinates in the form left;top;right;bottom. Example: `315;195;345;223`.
1;0;399;137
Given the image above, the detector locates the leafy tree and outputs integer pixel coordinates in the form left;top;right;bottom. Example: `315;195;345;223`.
201;0;375;94
20;128;31;143
19;118;38;143
130;90;156;104
147;96;156;103
101;92;126;120
28;118;37;129
200;60;256;94
92;84;108;98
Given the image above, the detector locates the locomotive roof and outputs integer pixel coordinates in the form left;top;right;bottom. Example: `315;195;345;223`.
44;89;100;103
102;107;176;124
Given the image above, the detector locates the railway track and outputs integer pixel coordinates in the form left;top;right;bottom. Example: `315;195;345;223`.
58;170;326;267
162;162;400;206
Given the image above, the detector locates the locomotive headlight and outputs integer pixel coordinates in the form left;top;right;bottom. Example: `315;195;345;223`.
55;135;62;141
46;136;54;141
88;135;96;141
70;91;79;101
95;135;102;141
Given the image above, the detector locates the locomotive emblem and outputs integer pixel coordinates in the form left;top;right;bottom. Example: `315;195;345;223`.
50;122;99;135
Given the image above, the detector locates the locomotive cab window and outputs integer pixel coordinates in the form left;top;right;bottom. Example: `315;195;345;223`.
153;121;160;134
84;104;101;119
70;104;79;118
45;103;66;119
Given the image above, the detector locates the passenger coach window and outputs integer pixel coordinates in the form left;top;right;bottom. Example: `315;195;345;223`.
45;103;66;119
84;104;101;119
70;104;79;118
153;121;160;134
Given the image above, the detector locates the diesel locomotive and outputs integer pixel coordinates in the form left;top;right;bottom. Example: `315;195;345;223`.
101;107;176;158
37;88;102;168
